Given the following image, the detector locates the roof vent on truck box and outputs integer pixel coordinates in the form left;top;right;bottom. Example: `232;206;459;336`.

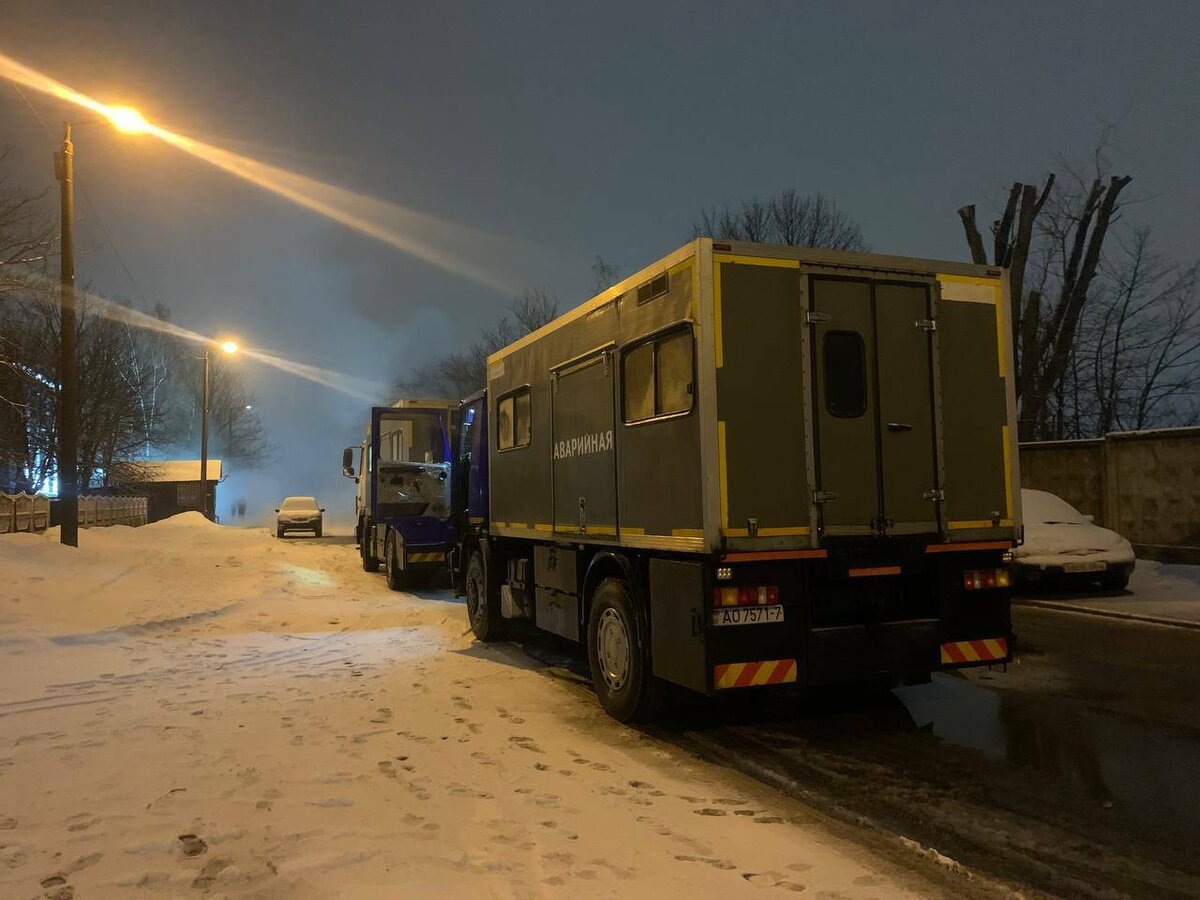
637;272;669;304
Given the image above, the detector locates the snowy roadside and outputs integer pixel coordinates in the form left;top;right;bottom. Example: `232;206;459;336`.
1016;559;1200;628
1;516;970;899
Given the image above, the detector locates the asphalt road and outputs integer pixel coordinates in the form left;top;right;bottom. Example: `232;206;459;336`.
641;605;1200;899
517;601;1200;898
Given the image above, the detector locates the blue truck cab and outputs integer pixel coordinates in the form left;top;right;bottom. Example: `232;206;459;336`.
342;399;457;589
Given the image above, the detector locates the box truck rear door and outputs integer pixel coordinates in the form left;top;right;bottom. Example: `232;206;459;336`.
811;277;880;536
874;282;939;535
810;277;940;538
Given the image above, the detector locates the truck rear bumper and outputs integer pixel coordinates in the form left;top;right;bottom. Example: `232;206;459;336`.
806;619;940;685
711;621;1013;692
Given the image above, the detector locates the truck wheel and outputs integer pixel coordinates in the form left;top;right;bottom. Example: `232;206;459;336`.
276;526;284;539
465;549;504;641
385;533;408;591
361;522;379;573
587;577;651;723
315;523;323;539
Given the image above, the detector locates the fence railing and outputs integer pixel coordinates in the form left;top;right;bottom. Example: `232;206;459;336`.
79;496;148;529
0;493;147;533
0;493;51;533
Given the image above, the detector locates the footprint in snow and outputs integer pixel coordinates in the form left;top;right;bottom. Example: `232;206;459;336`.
508;735;544;753
675;854;737;870
741;871;806;892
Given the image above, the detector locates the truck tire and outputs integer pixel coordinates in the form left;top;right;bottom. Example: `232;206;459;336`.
465;549;504;641
385;532;410;591
586;577;652;723
361;521;379;573
315;523;323;539
276;526;284;539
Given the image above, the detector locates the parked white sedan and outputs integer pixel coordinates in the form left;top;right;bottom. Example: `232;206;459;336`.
275;496;325;538
1013;489;1135;590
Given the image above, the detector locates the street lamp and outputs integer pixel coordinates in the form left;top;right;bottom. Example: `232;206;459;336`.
200;339;239;520
53;105;151;547
105;105;150;135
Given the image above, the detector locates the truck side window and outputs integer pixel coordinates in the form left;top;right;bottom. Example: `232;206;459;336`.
623;327;694;423
624;343;654;421
656;331;692;415
824;330;867;418
497;388;531;450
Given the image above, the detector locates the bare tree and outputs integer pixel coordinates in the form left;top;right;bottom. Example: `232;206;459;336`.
694;190;867;251
957;145;1133;439
396;289;559;399
1075;228;1200;434
591;255;622;294
160;351;270;470
0;154;271;490
0;154;59;492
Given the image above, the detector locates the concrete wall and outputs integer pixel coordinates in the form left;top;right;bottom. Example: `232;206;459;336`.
1019;427;1200;563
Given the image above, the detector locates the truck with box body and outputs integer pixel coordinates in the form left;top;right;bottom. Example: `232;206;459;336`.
342;399;458;589
419;238;1019;721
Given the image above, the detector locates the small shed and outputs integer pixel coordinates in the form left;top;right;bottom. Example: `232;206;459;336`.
114;460;223;523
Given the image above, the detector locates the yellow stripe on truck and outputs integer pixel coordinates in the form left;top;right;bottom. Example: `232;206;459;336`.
713;659;798;690
406;551;443;563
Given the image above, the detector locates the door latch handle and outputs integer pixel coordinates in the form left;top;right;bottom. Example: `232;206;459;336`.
887;422;913;432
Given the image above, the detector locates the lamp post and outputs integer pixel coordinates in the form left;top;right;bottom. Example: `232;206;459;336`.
49;106;150;546
53;122;78;546
200;340;238;520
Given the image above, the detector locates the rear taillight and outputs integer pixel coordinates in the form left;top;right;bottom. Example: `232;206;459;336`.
962;568;1011;590
713;585;780;607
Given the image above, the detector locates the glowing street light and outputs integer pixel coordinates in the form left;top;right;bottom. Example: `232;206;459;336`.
220;339;239;355
105;105;151;134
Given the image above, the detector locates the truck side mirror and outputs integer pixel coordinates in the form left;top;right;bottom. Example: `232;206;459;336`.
341;446;355;478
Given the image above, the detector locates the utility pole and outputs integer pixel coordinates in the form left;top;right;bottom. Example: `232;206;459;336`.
54;123;78;547
200;349;210;520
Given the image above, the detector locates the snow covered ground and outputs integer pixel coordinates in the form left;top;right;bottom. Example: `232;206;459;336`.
0;516;944;899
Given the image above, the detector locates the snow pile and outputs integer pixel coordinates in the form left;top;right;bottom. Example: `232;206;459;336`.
0;518;934;898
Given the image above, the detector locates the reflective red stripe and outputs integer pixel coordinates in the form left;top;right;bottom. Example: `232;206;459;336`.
734;663;760;688
943;642;967;663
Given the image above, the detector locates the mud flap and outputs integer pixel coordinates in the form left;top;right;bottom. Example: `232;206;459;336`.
649;559;708;693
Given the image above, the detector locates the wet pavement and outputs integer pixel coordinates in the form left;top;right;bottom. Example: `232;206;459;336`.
519;603;1200;898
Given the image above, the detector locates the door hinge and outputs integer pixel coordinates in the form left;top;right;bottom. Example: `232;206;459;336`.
812;490;839;503
806;311;832;325
914;318;937;332
923;489;945;502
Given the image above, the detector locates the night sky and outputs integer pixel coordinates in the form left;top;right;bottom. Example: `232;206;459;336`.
1;0;1196;522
